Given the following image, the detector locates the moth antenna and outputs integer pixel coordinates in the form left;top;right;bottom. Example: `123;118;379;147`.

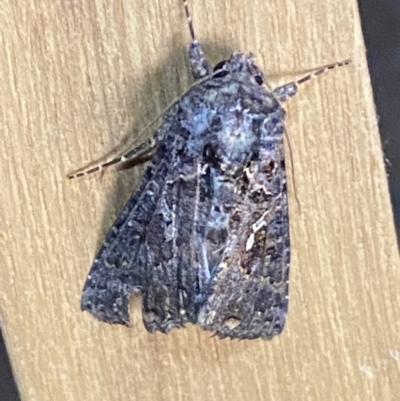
277;59;351;209
182;0;197;43
67;70;219;180
182;0;210;79
67;138;155;179
273;59;352;102
67;88;195;180
295;59;352;86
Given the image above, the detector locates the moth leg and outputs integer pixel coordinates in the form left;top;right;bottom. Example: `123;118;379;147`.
273;59;351;103
182;0;211;80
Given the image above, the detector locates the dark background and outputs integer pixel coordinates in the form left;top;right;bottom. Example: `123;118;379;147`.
359;0;400;238
1;1;399;399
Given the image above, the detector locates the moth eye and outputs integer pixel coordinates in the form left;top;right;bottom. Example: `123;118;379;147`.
254;75;263;85
213;60;230;78
213;60;228;72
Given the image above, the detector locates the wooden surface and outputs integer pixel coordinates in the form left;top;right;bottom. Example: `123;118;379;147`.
1;0;399;400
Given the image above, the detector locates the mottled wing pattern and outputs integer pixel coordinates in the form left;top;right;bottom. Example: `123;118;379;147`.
81;105;199;329
141;155;214;333
82;98;222;333
198;103;290;340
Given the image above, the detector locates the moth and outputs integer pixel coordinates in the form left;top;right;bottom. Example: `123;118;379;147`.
69;0;350;339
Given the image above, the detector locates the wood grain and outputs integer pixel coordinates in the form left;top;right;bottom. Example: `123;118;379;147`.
1;0;399;400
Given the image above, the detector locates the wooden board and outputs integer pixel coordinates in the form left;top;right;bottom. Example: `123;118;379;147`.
1;0;399;400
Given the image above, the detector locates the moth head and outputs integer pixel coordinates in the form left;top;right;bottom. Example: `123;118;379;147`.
212;52;264;86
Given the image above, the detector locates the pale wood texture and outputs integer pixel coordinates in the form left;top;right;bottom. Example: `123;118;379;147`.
1;0;399;400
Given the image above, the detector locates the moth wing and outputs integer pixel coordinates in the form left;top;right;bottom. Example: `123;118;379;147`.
81;107;209;333
81;151;172;325
140;161;214;333
198;141;290;339
81;106;184;327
